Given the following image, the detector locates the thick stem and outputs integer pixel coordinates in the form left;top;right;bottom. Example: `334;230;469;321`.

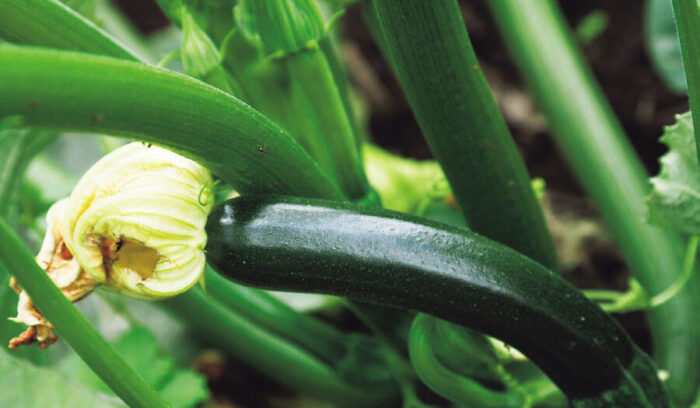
0;219;170;408
671;0;700;159
0;45;344;200
369;0;557;270
286;46;370;199
486;0;699;403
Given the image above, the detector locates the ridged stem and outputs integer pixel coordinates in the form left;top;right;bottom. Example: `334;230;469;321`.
486;0;699;403
369;0;557;269
285;46;370;199
671;0;700;159
0;45;343;200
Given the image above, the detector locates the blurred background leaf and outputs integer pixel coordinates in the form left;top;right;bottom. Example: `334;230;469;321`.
0;350;124;408
645;0;687;94
57;326;209;408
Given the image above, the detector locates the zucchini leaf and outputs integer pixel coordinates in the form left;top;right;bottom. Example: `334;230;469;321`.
645;0;687;93
647;112;700;235
0;349;123;407
57;327;208;408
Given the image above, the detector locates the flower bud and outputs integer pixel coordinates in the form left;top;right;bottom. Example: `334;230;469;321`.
235;0;325;54
10;142;213;348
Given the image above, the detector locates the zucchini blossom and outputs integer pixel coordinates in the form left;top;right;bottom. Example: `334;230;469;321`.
9;143;213;349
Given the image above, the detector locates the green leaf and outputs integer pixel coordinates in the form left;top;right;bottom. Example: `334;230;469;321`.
0;0;138;61
158;371;209;408
647;112;700;235
645;0;687;94
575;10;608;44
0;349;124;408
60;0;97;22
57;327;208;408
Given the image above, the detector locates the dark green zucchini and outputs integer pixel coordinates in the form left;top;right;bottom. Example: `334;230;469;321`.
205;195;669;407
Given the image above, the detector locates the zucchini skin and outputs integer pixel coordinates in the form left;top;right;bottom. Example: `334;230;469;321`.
206;195;669;405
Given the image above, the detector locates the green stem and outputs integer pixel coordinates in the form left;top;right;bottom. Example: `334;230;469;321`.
319;35;367;146
369;0;557;270
0;219;170;408
204;267;348;362
286;45;370;199
408;315;523;408
0;44;344;200
0;0;139;61
671;0;700;159
162;287;394;407
650;235;698;307
486;0;699;403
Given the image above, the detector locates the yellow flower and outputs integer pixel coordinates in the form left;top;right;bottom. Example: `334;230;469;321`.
10;142;213;349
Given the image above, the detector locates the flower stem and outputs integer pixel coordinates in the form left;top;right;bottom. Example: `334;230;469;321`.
285;45;370;199
0;44;344;200
0;218;170;408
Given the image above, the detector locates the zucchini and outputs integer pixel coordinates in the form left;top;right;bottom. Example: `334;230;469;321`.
205;195;669;407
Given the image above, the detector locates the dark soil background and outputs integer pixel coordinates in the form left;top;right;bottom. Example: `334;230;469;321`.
111;1;689;406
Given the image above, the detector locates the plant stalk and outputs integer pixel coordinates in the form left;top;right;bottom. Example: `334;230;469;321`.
285;45;370;199
0;45;344;200
369;0;557;269
671;0;700;159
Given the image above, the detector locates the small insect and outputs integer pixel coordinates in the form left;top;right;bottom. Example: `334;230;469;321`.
142;142;152;148
258;145;267;154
